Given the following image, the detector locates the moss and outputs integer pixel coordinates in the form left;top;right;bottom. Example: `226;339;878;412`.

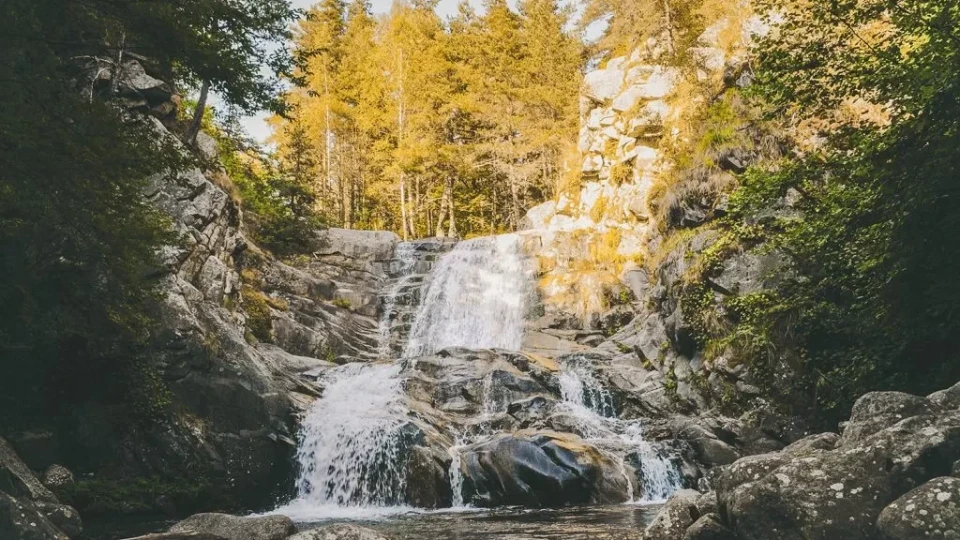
589;195;610;223
56;475;230;517
609;161;632;186
332;297;352;309
241;285;273;343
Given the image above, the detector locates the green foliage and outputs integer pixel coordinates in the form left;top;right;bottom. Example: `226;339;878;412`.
332;298;353;309
57;475;226;516
705;0;960;425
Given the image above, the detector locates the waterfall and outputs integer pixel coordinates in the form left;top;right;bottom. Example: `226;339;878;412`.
557;357;681;504
403;234;535;357
277;362;413;520
376;242;418;358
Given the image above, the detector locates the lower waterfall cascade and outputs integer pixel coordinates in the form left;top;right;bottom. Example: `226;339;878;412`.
276;233;681;520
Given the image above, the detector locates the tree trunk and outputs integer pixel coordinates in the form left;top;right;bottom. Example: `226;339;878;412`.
662;0;676;56
184;79;209;147
399;172;409;241
435;179;449;238
508;167;521;231
446;176;458;238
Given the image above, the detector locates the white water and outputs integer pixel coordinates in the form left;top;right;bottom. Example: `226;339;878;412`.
403;235;534;358
557;358;681;503
376;242;418;358
276;362;414;520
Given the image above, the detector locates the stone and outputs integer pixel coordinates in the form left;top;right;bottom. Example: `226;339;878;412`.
0;492;68;540
118;60;173;103
781;432;839;455
287;524;390;540
695;491;718;516
195;132;219;161
643;489;701;540
842;390;934;445
0;437;57;503
522;201;556;230
877;477;960;540
120;534;227;540
682;513;737;540
583;58;626;102
34;501;82;539
6;431;60;471
708;249;789;296
169;513;296;540
459;431;629;507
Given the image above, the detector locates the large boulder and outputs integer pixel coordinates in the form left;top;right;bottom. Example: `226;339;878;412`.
715;388;960;540
288;524;390;540
642;489;701;540
459;431;629;507
682;513;737;540
168;513;296;540
877;476;960;539
0;492;68;540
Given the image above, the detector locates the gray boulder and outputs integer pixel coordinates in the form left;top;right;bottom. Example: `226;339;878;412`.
642;489;701;540
877;476;960;539
169;513;296;540
288;524;390;540
460;431;628;507
34;501;82;539
121;534;227;540
0;492;68;540
41;465;75;490
682;513;737;540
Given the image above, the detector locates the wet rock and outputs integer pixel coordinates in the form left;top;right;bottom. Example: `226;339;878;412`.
289;524;390;540
876;476;960;539
460;431;629;507
0;492;68;540
405;446;452;508
682;513;737;540
41;465;75;490
169;513;296;540
0;437;57;503
642;489;700;540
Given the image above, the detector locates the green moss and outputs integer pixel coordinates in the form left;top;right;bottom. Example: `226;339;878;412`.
241;285;273;343
56;475;228;517
332;297;352;309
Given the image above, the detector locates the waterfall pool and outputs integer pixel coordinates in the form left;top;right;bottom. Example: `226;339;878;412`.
296;504;663;540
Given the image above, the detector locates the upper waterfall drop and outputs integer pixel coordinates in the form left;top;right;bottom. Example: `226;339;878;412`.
403;234;536;358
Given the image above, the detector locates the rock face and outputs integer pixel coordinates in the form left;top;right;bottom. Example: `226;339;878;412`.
643;381;960;540
0;438;80;539
168;513;296;540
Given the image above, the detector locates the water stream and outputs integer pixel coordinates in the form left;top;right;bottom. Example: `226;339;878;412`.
276;233;680;530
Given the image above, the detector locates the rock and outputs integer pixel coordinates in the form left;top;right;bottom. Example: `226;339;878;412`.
404;445;452;508
118;60;173;103
720;404;960;540
522;201;556;230
842;390;935;445
877;476;960;539
643;489;701;540
707;249;788;296
583;58;626;102
0;437;57;503
0;492;68;540
927;380;960;410
459;431;628;507
120;534;227;540
34;502;82;539
781;432;839;455
682;513;737;540
288;524;389;540
195;131;219;161
41;465;75;490
695;491;718;516
169;513;296;540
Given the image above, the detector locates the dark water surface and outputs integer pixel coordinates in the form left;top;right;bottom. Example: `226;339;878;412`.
301;505;661;540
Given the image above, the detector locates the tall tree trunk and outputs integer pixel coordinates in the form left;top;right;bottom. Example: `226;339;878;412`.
508;166;521;231
662;0;676;56
435;179;449;238
184;79;209;147
399;173;409;241
446;176;458;239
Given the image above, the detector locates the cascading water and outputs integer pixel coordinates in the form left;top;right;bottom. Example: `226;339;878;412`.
557;357;682;503
403;234;535;357
376;242;418;358
277;362;413;520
